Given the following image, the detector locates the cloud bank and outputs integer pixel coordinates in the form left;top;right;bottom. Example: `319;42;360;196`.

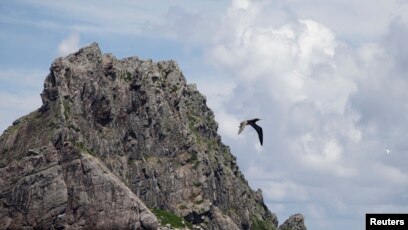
196;1;408;229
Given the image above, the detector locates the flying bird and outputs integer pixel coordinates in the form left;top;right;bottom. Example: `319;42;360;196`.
385;149;391;154
238;118;263;145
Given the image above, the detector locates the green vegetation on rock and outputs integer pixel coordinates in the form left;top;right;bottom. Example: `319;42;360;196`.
152;208;193;228
251;215;276;230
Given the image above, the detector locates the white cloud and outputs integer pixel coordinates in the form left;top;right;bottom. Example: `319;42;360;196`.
217;111;242;140
297;135;357;177
284;0;406;43
57;32;80;57
262;180;310;202
374;163;408;184
231;0;250;9
203;1;408;229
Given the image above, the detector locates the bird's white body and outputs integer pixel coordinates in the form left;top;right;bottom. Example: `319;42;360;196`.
238;118;263;145
238;120;247;134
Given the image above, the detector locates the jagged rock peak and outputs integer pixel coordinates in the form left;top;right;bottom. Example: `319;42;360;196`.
0;42;289;229
279;214;307;230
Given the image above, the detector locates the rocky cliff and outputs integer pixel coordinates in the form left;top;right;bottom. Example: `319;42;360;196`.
0;43;305;229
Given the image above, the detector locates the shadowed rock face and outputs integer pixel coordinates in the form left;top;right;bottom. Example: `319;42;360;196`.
0;43;280;229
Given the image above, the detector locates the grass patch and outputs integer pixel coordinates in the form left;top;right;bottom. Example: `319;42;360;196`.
76;142;96;156
187;151;198;164
119;70;133;82
171;85;178;93
127;157;135;165
146;156;160;166
184;148;200;171
124;72;132;81
62;100;71;120
0;148;9;168
152;209;193;228
193;182;202;187
251;215;276;230
194;199;204;205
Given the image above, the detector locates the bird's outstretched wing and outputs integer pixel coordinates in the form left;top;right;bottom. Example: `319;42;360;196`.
249;123;263;145
238;121;247;134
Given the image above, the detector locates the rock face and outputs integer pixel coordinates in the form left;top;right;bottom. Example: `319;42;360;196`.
0;43;292;229
278;214;307;230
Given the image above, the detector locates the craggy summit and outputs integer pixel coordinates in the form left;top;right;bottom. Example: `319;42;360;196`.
0;43;305;229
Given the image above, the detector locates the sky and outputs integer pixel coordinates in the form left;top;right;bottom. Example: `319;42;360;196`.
1;0;408;229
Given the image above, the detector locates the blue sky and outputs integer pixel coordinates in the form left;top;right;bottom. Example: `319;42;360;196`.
1;0;408;229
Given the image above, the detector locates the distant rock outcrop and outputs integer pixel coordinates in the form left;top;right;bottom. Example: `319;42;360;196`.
279;214;307;230
0;43;304;229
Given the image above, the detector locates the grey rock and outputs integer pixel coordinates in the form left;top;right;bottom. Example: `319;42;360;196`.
210;206;240;230
0;42;298;230
279;214;307;230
